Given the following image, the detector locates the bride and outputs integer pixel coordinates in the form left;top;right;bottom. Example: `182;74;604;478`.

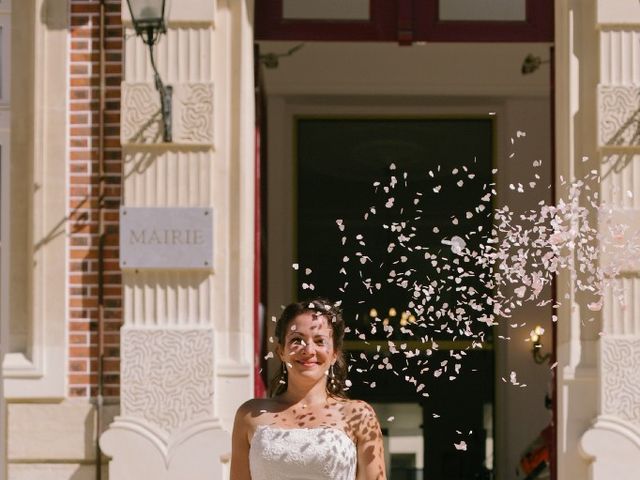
230;298;387;480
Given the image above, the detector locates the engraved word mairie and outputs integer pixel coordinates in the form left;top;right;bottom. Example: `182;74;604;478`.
120;207;213;269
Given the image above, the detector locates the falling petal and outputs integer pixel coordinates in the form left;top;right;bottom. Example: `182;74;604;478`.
454;441;468;451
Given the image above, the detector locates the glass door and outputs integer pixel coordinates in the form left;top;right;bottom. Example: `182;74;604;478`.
295;117;496;479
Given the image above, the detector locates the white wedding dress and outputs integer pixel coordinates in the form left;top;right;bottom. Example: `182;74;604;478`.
249;425;357;480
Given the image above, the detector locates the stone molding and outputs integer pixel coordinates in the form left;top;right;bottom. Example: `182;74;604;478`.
583;416;640;452
598;85;640;148
100;416;230;480
597;0;640;25
121;327;215;436
123;0;216;26
580;416;640;480
122;83;214;146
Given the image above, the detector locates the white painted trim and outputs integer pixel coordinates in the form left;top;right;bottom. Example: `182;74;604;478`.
0;129;9;358
265;83;550;97
0;4;9;475
3;0;68;399
0;119;8;480
0;10;10;106
216;362;253;377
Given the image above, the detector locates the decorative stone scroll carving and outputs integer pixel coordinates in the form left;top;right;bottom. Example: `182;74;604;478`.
121;327;215;435
601;336;640;427
598;86;640;148
122;83;163;144
122;83;214;146
174;83;214;144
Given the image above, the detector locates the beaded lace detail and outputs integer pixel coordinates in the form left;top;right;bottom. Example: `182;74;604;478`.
249;425;357;480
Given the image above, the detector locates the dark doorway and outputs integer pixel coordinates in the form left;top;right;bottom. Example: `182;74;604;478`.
295;118;496;479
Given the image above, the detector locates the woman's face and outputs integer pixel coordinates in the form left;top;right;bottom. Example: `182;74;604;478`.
278;312;338;386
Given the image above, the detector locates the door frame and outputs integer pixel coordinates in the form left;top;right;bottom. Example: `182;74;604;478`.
265;96;516;473
263;95;555;478
0;143;8;480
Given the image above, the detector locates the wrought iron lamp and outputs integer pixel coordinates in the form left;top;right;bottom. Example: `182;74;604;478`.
126;0;172;142
521;53;550;75
529;325;551;364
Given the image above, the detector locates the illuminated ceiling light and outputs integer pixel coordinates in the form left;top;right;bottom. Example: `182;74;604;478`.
529;325;551;364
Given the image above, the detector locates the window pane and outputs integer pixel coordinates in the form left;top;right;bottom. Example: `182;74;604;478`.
439;0;526;21
283;0;370;21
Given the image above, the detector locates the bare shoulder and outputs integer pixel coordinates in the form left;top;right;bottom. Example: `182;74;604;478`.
235;398;269;415
343;400;386;479
338;398;381;441
341;398;377;418
234;397;278;423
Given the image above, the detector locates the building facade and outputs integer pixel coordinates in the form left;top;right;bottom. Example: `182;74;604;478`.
1;0;639;479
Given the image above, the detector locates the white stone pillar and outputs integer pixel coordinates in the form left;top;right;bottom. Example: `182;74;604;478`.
554;2;600;477
556;0;640;478
100;1;256;479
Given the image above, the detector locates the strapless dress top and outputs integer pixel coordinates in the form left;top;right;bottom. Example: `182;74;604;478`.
249;425;357;480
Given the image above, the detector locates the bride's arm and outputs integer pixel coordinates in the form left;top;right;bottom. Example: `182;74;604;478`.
230;401;253;480
353;401;387;480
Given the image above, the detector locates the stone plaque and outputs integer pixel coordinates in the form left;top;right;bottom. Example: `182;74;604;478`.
120;207;213;270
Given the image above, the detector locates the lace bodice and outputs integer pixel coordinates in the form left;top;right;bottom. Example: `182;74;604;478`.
249;425;357;480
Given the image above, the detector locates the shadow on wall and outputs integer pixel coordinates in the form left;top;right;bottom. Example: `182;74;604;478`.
69;465;109;480
41;0;72;30
66;404;119;479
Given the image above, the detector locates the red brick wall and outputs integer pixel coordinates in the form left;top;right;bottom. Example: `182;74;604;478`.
68;0;122;398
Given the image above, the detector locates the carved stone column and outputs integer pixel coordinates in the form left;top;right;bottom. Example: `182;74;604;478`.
100;1;256;478
577;1;640;478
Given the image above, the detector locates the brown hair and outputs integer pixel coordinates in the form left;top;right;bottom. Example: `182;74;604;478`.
269;298;348;398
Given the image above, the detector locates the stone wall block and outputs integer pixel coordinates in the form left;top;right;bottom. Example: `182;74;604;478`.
8;464;108;480
9;402;95;460
122;83;214;146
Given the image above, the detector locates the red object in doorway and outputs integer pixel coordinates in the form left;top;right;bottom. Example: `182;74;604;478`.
253;45;267;398
520;425;553;478
254;125;266;399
